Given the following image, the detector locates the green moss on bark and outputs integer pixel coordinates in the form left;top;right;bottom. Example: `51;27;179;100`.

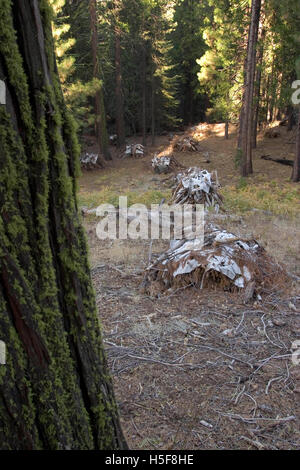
0;0;126;450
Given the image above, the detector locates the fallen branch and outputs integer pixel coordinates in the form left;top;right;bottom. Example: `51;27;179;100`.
261;155;293;167
216;411;295;424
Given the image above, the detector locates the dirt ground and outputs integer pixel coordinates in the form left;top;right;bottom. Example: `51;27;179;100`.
80;123;300;449
80;122;298;191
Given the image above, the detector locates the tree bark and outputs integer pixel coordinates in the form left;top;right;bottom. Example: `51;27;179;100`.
237;46;249;150
114;1;125;148
225;121;229;140
141;42;147;146
151;71;155;146
287;104;296;131
185;74;193;125
0;0;126;449
252;27;265;149
267;62;275;123
89;0;111;160
239;0;261;176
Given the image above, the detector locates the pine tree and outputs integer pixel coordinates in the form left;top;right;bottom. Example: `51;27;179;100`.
90;0;111;160
239;0;261;177
113;0;126;147
198;0;247;133
170;0;211;125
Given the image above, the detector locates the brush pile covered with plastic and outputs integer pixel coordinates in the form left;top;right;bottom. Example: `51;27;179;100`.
171;167;223;211
151;155;185;174
173;136;201;152
123;143;145;158
143;225;288;299
80;153;102;169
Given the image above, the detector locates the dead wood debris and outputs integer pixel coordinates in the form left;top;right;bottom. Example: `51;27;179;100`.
261;155;294;167
80;152;103;169
122;143;145;159
151;155;185;174
143;224;288;298
173;136;202;152
109;134;118;145
90;262;299;450
264;128;280;138
171;167;223;211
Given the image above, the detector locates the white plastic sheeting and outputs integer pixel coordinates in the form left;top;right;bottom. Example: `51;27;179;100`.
123;144;145;158
151;155;171;173
172;167;223;211
80;153;100;168
144;224;275;294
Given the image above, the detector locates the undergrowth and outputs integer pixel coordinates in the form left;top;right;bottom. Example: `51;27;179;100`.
222;181;300;217
78;187;172;208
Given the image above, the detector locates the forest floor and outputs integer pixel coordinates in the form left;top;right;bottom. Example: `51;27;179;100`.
79;123;300;450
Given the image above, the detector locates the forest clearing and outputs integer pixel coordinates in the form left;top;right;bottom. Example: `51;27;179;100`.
80;123;300;450
1;0;300;454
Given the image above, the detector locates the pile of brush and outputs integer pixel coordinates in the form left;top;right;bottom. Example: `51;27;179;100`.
109;134;118;145
171;167;223;211
122;143;145;158
173;136;201;152
80;153;103;170
152;155;185;174
264;128;280;138
143;225;288;299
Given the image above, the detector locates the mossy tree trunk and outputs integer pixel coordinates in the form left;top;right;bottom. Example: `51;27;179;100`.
0;0;126;450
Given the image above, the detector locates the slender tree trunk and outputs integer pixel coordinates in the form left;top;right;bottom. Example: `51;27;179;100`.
89;0;111;160
292;111;300;182
141;42;147;146
268;64;275;123
225;121;229;140
240;0;261;176
225;90;230;140
114;6;125;148
263;75;270;124
237;48;249;150
237;107;244;150
287;104;296;131
187;75;193;125
0;0;126;449
252;28;265;149
151;72;155;146
252;81;260;149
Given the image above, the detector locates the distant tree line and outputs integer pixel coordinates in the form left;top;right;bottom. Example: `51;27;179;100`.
52;0;300;178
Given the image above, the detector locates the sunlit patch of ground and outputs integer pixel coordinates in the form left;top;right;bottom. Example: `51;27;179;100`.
79;123;299;214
